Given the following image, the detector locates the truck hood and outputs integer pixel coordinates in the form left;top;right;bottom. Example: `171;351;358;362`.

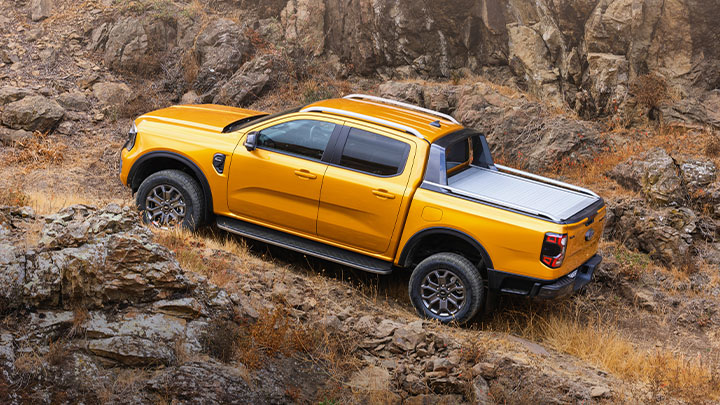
137;104;268;133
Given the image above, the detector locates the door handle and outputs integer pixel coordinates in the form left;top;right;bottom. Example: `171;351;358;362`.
372;189;395;199
294;169;317;180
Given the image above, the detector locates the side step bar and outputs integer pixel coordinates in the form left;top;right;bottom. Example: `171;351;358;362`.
216;216;394;275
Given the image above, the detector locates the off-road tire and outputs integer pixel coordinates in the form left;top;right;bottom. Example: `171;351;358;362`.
136;169;205;231
409;252;484;324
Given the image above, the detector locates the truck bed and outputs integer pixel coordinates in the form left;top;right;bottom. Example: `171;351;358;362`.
447;166;599;222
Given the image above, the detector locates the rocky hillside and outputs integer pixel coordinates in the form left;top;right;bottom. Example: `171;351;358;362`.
1;0;720;404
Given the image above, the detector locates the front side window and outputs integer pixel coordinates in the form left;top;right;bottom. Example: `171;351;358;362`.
338;128;410;176
257;119;336;160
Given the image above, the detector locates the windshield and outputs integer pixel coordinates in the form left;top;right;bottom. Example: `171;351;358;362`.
222;105;306;133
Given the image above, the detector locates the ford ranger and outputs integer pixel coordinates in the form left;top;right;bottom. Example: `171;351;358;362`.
119;94;604;323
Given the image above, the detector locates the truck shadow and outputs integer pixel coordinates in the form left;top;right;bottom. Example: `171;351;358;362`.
206;225;588;330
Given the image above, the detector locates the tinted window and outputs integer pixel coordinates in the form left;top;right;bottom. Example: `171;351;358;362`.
446;138;471;171
339;128;410;176
257;119;335;160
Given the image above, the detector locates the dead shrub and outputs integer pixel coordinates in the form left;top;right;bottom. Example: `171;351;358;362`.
630;74;668;111
46;340;70;367
8;131;66;167
202;318;241;363
705;132;720;157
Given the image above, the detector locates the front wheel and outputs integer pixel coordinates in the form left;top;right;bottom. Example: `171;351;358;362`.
136;169;205;231
409;253;484;324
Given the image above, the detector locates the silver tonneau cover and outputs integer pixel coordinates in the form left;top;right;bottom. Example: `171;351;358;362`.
445;165;600;222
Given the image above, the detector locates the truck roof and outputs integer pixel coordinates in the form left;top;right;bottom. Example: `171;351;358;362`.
304;95;465;143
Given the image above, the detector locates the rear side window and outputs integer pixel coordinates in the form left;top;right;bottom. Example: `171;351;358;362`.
257;119;336;160
339;128;410;176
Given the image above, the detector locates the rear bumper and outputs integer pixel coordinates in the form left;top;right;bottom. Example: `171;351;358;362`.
487;254;602;299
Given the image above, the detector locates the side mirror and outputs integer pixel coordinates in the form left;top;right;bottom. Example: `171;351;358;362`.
244;131;258;151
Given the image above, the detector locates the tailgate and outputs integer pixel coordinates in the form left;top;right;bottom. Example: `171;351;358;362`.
563;206;606;271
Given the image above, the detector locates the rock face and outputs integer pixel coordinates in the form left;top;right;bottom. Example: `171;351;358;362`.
320;0;720;116
213;54;274;106
378;80;608;171
192;18;250;96
0;95;65;132
609;148;719;208
90;15;178;72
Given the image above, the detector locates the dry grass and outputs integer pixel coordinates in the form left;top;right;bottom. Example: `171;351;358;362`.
7;131;66;167
485;303;720;403
153;227;251;287
22;190;124;216
0;187;30;206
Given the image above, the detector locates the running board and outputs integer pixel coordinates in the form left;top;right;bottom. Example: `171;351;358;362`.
216;216;394;275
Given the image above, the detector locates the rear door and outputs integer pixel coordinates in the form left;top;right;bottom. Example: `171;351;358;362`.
317;123;415;253
227;116;342;235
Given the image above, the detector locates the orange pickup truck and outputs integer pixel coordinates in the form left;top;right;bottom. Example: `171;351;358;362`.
120;94;604;323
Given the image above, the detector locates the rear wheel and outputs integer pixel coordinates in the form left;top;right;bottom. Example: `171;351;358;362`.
409;253;484;324
136;169;205;230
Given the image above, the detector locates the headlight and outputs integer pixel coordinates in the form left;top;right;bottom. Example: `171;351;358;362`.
125;122;138;151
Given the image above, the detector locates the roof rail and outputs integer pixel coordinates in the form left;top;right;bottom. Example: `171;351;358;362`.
343;94;461;125
300;106;424;139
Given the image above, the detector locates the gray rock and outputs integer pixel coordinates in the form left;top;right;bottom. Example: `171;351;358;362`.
30;0;53;21
146;361;286;403
92;82;131;106
392;320;425;352
609;148;684;206
0;127;33;146
0;86;32;105
280;0;326;56
213;55;274;106
1;95;64;132
472;376;490;405
192;18;250;95
604;199;697;267
101;16;177;71
56;91;90;111
87;336;175;366
378;81;424;106
590;385;611;398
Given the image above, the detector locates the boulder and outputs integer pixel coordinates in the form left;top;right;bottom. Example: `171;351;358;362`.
608;148;685;206
213;55;274;106
586;53;629;115
1;95;65;132
56;91;90;111
100;16;177;72
146;361;285;403
30;0;53;21
391;320;425;352
604;199;702;267
192;18;250;95
92;82;131;106
0;127;33;146
378;81;424;106
88;336;175;366
0;86;32;105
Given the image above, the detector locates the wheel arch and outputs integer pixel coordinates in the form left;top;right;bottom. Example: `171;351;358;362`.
127;151;214;221
399;227;494;273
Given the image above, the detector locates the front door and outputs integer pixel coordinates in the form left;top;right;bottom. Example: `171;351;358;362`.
227;117;341;235
317;124;415;253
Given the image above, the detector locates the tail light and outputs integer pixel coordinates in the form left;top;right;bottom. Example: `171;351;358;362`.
540;232;567;268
